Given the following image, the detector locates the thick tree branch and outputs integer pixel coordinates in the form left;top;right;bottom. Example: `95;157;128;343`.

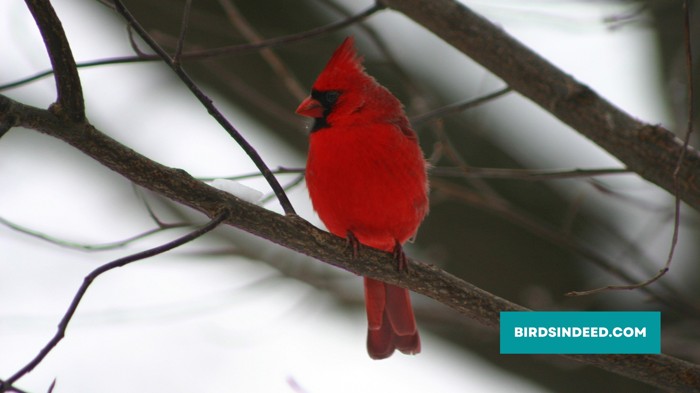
379;0;700;211
1;94;700;391
24;0;84;122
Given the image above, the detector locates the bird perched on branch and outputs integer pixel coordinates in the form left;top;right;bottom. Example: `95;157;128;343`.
296;37;429;359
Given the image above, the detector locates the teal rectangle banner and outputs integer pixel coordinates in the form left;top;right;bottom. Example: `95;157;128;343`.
500;311;660;354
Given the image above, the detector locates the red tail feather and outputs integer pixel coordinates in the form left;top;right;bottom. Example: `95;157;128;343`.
364;278;421;359
385;281;418;336
364;277;386;331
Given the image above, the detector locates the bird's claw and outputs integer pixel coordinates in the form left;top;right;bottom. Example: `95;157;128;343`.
346;230;360;259
392;241;408;272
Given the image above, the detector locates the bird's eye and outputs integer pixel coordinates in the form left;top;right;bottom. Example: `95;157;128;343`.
324;91;340;104
310;89;341;109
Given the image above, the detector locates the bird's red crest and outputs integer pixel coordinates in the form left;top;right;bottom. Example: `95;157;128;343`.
312;36;369;91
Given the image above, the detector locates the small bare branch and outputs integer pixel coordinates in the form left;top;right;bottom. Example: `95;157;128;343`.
566;268;670;297
197;166;304;182
0;215;189;251
603;3;649;30
0;212;229;393
0;56;142;92
411;86;512;125
260;173;306;205
431;166;630;181
173;0;193;66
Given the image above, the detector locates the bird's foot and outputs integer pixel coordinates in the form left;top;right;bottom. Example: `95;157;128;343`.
346;230;360;259
392;241;408;272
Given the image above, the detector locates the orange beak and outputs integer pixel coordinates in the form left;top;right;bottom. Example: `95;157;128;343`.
296;96;324;118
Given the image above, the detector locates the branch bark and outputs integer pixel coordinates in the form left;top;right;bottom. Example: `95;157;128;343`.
24;0;84;122
379;0;700;211
1;94;700;391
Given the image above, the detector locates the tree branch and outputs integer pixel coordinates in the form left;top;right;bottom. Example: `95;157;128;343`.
24;0;84;123
379;0;700;212
2;93;700;391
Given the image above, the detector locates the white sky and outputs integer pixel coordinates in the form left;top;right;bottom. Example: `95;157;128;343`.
0;1;673;392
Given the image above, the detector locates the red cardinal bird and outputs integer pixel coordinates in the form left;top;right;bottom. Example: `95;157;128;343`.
296;37;429;359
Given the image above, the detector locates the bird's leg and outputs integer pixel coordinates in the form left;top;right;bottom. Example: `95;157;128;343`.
346;230;360;259
392;241;408;272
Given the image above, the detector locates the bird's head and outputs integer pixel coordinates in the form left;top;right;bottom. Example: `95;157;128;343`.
296;36;404;132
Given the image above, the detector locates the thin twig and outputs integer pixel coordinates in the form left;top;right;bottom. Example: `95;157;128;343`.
0;56;145;91
0;215;189;251
566;269;669;297
589;180;671;212
173;0;193;66
0;184;191;252
126;24;150;57
260;173;306;205
196;166;304;182
217;0;307;101
429;117;508;206
199;165;628;183
410;86;513;125
94;0;115;10
430;166;630;180
681;0;695;152
0;212;229;393
603;3;649;30
132;185;193;231
600;208;695;306
112;0;296;215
